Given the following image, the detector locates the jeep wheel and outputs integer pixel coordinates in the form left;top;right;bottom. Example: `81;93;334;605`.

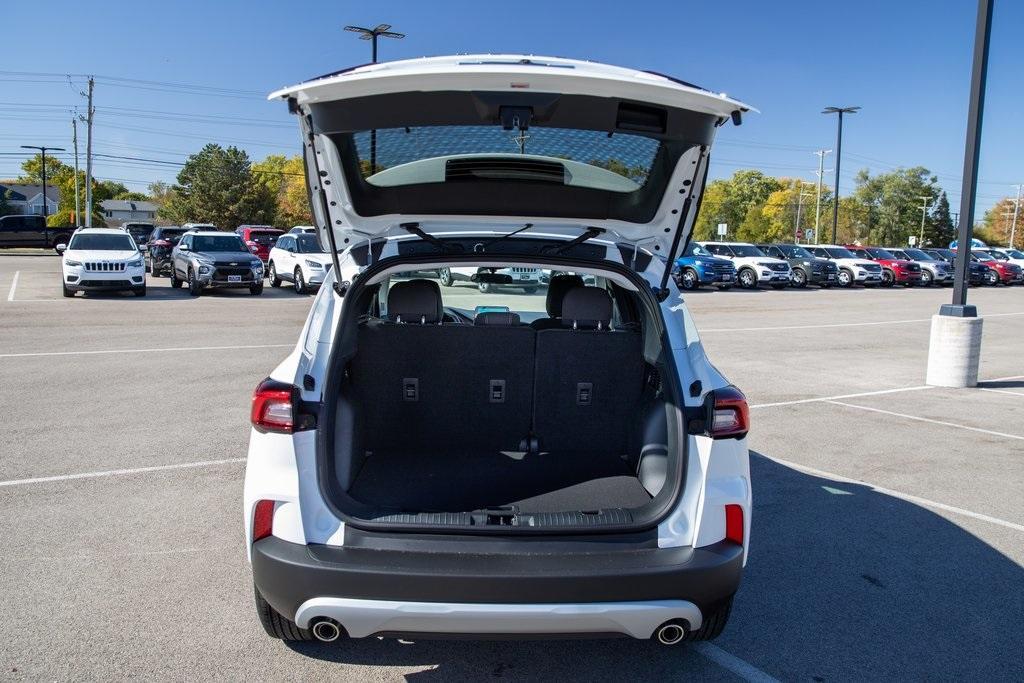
62;281;75;298
133;285;146;298
187;268;202;297
438;268;454;287
737;268;757;289
268;262;281;287
254;585;312;641
680;268;699;291
294;268;307;294
837;269;853;287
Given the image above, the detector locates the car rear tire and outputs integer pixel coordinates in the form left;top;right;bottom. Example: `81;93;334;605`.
133;285;146;298
268;262;281;287
187;268;202;297
253;585;312;641
62;281;74;298
250;282;264;296
439;268;454;287
737;268;757;289
684;595;734;642
294;268;307;294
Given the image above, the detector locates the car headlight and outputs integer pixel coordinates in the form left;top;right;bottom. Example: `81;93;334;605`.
128;257;143;268
761;270;771;276
857;270;867;276
199;265;211;274
65;259;82;267
802;261;812;266
757;261;773;267
304;259;323;269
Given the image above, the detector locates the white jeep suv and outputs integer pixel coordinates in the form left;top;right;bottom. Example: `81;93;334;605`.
58;228;147;297
438;265;543;293
699;241;791;289
245;55;752;645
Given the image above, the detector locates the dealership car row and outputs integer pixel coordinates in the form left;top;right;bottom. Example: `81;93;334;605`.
50;220;1024;298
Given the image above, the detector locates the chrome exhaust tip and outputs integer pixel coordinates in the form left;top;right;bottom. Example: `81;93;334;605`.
311;618;342;642
655;622;687;645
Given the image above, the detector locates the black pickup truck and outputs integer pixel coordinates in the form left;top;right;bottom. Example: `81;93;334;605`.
0;215;75;252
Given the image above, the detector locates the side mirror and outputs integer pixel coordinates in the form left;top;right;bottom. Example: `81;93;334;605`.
139;244;148;252
179;244;189;252
56;243;67;254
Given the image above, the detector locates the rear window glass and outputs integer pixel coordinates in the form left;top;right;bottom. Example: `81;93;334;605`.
69;234;136;251
249;231;280;245
354;125;660;191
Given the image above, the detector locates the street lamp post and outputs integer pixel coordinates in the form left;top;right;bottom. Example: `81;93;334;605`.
344;23;405;174
20;145;65;219
822;106;860;244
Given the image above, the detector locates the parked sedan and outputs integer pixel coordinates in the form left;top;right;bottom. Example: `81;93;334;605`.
170;231;264;296
146;226;188;277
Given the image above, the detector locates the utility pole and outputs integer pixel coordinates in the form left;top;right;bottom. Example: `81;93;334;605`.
79;77;95;227
71;117;81;226
917;196;933;246
1008;184;1022;249
823;106;860;244
794;181;814;243
813;149;832;243
343;24;404;174
19;145;65;219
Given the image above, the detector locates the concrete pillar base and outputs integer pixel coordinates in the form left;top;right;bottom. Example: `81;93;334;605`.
926;314;983;387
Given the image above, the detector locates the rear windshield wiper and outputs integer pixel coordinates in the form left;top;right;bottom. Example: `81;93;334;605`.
400;222;463;253
479;223;533;251
540;227;604;255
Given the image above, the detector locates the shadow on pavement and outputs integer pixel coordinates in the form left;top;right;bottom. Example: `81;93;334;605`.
280;454;1024;680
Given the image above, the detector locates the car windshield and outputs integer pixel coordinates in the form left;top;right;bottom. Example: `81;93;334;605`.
888;249;908;259
730;245;767;257
683;242;713;258
781;245;813;258
68;233;136;251
930;249;953;260
972;252;993;261
296;235;324;253
354;125;661;191
1005;249;1024;258
904;248;932;260
866;247;896;259
824;247;856;259
191;235;249;252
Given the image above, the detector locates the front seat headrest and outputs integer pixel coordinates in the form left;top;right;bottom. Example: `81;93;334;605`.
561;286;613;329
545;274;586;317
474;311;521;326
388;279;443;324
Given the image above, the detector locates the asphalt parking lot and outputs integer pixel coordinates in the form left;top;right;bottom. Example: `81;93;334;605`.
1;252;1022;681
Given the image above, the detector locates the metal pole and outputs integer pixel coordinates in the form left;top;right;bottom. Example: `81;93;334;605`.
1009;184;1022;249
40;150;48;219
813;150;830;243
949;0;993;313
84;77;94;227
72;118;80;225
832;113;843;244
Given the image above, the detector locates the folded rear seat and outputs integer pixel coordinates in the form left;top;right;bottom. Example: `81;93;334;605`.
533;286;645;454
352;279;535;452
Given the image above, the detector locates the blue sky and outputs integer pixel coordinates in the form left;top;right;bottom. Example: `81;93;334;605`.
2;0;1021;219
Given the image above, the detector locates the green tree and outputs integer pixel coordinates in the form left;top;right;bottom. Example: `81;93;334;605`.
17;154;104;225
148;181;173;206
851;167;941;246
980;196;1020;249
160;144;275;229
113;191;149;201
694;170;783;241
925;192;956;248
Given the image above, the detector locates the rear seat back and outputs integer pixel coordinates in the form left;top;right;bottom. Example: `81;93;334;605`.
352;280;534;452
533;286;645;453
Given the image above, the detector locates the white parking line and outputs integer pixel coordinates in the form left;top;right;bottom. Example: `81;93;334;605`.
827;400;1024;441
0;458;245;488
979;387;1024;398
692;642;781;683
701;310;1024;333
762;454;1024;534
749;385;932;409
0;343;292;359
6;270;18;301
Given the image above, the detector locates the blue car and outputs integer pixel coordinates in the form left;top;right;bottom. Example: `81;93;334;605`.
673;242;737;290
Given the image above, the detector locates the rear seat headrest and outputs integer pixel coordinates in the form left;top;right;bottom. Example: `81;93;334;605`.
474;311;521;327
545;274;586;317
388;279;443;324
561;286;613;329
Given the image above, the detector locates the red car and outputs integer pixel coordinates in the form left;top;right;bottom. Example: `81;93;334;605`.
971;250;1024;285
845;245;922;287
235;226;284;264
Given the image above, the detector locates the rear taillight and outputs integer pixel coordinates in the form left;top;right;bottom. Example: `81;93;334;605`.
151;239;171;248
724;504;744;545
251;379;295;433
252;500;275;541
709;386;749;439
246;240;259;252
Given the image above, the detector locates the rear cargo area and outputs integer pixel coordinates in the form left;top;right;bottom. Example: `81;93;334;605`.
328;278;679;524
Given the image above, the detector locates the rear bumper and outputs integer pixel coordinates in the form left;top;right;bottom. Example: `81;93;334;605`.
252;536;743;632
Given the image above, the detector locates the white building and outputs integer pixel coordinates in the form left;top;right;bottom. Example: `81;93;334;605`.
100;199;159;227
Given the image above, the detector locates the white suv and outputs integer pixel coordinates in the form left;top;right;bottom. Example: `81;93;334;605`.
804;245;883;287
57;228;147;297
699;241;791;289
267;233;333;294
245;55;752;645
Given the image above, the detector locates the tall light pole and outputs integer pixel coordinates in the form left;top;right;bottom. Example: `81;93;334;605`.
822;106;860;244
917;195;933;246
20;145;65;219
813;149;832;243
344;24;405;175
